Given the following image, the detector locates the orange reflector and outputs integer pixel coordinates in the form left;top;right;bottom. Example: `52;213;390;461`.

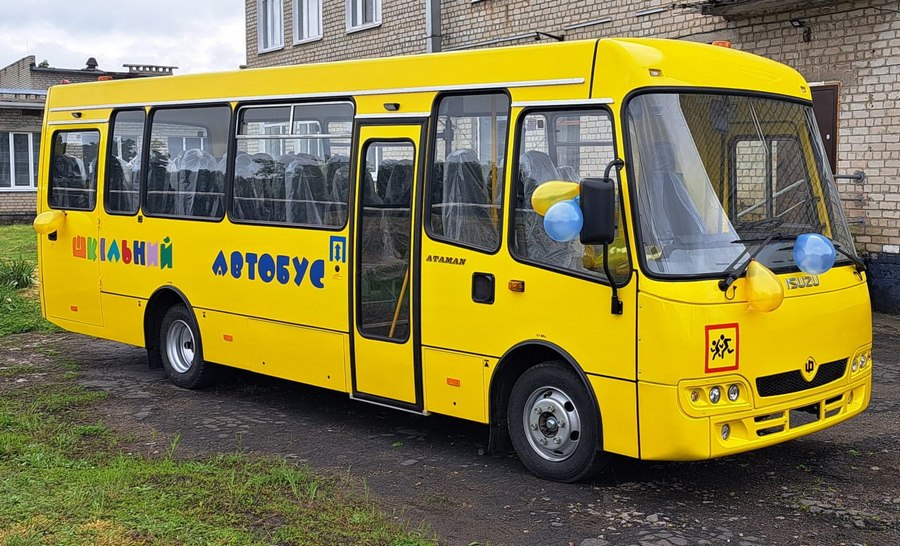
223;334;233;342
97;75;113;81
711;40;732;48
446;378;461;387
70;305;78;312
508;280;525;292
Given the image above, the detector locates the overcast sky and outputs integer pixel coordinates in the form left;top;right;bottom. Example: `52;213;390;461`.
0;0;245;76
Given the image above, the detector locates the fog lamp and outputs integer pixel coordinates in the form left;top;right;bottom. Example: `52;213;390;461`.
721;424;731;440
690;390;701;403
709;386;722;404
727;384;740;402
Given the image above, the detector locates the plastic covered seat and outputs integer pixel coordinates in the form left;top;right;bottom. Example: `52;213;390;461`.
516;150;582;270
285;154;326;225
438;149;497;249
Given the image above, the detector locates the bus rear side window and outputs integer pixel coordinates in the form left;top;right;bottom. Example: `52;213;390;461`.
48;130;100;211
106;110;145;215
145;105;230;220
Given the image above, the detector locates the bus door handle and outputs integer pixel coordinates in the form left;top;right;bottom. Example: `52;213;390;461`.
472;273;495;304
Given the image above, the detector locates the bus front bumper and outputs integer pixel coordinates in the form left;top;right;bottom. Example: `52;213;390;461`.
636;371;872;461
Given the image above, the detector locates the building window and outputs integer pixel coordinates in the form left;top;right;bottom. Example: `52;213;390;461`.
294;0;323;43
258;0;285;52
346;0;381;32
0;132;40;191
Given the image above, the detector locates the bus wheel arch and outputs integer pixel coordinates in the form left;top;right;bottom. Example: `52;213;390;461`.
143;286;217;389
143;287;197;369
489;341;606;482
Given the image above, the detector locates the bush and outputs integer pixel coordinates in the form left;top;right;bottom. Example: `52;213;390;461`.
0;257;34;289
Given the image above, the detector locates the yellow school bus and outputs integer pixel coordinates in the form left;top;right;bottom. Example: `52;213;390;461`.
33;38;872;482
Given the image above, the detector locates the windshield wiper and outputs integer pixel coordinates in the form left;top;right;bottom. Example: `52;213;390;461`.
833;242;866;272
718;234;795;292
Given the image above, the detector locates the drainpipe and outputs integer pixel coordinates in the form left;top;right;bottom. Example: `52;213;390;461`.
425;0;442;53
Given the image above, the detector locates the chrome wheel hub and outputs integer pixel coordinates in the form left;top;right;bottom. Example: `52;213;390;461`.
165;319;195;374
523;385;582;462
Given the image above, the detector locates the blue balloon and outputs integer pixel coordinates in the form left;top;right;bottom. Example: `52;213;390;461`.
793;233;836;275
543;199;583;242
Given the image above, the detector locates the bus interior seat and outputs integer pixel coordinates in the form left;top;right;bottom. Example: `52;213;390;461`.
51;152;89;209
105;155;129;211
286;154;326;225
325;154;350;225
147;150;174;214
516;150;583;270
430;160;445;232
440;149;497;249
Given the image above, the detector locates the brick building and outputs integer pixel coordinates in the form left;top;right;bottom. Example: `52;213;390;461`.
244;0;900;311
0;57;175;222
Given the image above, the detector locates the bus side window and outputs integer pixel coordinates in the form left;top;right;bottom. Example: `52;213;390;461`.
512;109;630;284
428;93;510;252
144;105;231;220
232;102;353;227
48;130;100;211
105;109;145;215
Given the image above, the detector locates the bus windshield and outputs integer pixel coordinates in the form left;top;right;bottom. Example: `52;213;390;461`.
625;92;855;277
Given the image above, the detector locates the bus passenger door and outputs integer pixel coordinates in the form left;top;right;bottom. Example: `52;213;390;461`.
38;127;104;326
351;123;425;409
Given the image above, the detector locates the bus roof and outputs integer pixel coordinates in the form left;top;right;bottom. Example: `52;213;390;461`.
45;38;810;118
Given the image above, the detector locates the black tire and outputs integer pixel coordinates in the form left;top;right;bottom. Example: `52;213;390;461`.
507;361;607;482
158;304;217;389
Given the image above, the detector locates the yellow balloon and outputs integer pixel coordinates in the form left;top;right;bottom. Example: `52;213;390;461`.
746;260;784;312
531;181;580;216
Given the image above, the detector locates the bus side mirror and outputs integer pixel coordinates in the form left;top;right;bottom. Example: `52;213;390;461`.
579;177;616;245
33;210;66;236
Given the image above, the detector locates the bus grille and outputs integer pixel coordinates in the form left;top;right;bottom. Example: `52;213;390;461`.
756;359;847;397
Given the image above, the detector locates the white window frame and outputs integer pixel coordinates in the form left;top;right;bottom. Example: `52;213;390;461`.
258;0;285;53
346;0;382;33
0;132;38;192
294;0;323;44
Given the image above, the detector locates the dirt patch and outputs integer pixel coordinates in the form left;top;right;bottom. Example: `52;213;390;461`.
2;315;898;546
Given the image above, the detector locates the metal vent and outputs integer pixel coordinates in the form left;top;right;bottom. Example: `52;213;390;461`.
756;359;847;397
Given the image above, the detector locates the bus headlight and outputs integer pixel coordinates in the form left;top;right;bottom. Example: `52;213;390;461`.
709;386;722;404
727;384;740;402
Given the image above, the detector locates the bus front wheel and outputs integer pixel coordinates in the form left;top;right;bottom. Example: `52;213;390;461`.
507;362;606;482
158;304;217;389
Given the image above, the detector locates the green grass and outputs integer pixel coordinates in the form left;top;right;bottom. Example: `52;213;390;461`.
0;223;37;258
0;363;435;546
0;223;56;337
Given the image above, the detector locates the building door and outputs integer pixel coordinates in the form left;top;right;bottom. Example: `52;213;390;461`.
811;84;839;174
351;122;425;409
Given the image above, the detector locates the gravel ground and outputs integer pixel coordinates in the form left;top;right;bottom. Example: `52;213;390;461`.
1;314;898;546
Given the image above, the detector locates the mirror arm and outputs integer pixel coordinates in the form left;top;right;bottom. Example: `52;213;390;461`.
603;243;623;315
604;158;624;315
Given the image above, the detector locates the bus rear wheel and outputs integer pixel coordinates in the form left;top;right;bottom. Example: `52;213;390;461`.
507;362;606;482
159;304;217;389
